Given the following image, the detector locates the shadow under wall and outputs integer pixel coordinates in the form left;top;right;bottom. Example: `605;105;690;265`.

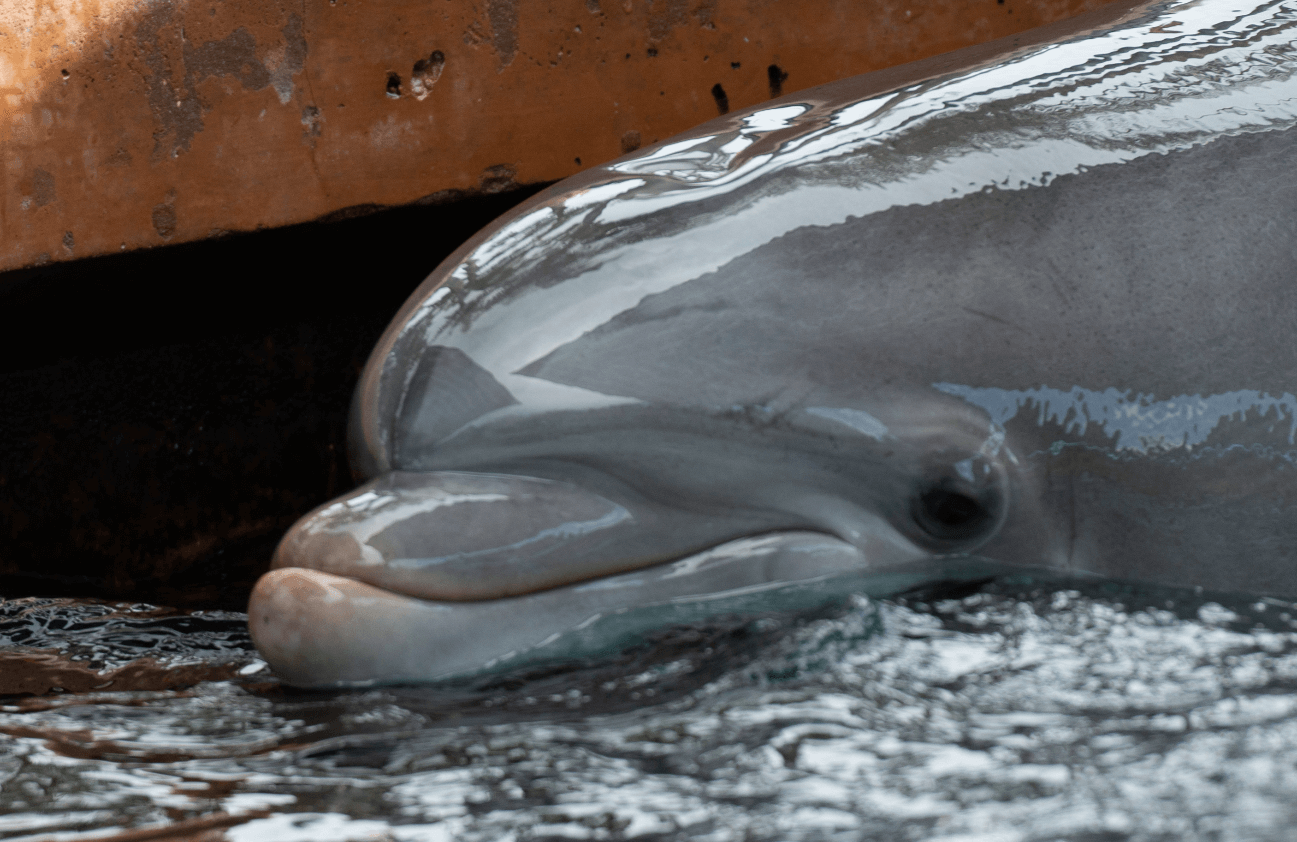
0;186;545;609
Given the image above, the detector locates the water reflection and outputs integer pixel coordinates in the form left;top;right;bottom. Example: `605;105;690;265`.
3;582;1297;839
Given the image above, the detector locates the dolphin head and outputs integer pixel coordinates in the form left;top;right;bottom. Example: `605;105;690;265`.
250;0;1297;686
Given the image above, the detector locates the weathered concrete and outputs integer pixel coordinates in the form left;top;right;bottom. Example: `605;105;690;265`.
1;0;1118;273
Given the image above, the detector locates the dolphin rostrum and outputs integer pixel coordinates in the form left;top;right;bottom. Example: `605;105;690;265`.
250;0;1297;687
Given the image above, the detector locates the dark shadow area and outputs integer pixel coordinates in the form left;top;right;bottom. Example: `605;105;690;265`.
0;186;546;609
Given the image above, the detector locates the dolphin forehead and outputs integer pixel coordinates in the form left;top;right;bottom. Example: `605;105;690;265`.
355;0;1297;475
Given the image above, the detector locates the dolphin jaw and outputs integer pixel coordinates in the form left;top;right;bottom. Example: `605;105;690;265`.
250;530;905;688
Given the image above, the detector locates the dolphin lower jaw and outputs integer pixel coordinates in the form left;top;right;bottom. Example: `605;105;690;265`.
250;530;942;688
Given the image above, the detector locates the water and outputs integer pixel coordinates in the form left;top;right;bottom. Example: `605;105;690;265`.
1;580;1296;841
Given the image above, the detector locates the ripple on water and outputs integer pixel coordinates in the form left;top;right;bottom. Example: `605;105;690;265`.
1;582;1296;841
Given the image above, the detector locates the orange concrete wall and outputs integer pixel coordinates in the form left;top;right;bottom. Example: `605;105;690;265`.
1;0;1118;273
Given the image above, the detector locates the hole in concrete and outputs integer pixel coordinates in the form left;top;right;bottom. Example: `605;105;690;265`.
730;61;740;69
411;50;445;100
647;48;658;57
711;83;729;115
620;131;642;154
385;72;402;98
768;64;788;98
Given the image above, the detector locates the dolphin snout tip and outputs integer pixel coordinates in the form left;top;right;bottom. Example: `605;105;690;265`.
248;568;369;687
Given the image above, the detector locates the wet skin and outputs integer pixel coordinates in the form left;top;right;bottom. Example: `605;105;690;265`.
250;0;1297;687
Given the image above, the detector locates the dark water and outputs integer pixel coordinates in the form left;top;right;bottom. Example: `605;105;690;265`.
2;580;1296;841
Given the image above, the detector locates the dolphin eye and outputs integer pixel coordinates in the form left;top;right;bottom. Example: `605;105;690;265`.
910;458;1004;545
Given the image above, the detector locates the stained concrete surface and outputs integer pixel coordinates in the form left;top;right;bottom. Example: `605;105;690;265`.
1;0;1118;274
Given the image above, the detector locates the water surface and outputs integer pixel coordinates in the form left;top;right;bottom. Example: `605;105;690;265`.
1;579;1295;841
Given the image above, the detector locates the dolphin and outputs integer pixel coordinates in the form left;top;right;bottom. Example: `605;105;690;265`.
249;0;1297;687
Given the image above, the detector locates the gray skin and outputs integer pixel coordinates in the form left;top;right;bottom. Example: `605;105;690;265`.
249;0;1297;687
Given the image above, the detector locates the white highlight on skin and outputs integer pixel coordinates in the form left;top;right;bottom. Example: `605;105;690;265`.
805;406;892;440
394;287;450;351
610;105;810;183
304;489;509;559
656;534;782;581
386;503;632;571
470;207;555;272
934;383;1297;452
561;177;646;211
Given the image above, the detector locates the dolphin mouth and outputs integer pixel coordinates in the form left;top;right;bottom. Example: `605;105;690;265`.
248;469;949;687
249;530;886;688
265;468;894;602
